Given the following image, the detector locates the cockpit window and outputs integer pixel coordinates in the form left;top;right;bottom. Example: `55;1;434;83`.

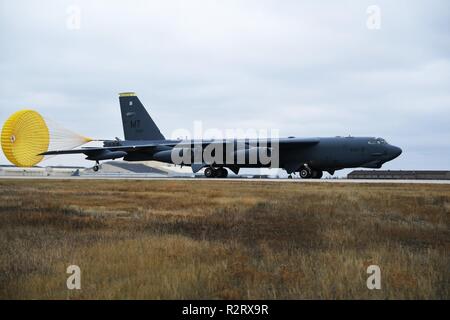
368;138;388;145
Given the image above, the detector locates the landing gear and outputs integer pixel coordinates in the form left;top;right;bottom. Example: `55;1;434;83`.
311;170;323;179
217;168;228;178
204;167;228;178
299;168;311;179
298;165;323;179
204;167;215;178
93;161;100;172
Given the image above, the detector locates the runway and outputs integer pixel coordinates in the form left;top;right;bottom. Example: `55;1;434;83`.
1;175;450;184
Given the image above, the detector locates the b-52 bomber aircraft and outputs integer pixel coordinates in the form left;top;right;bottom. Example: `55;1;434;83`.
41;92;402;179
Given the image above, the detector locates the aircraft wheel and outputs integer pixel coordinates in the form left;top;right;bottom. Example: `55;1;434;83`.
311;170;323;179
288;175;293;179
299;168;311;179
220;168;228;178
204;167;214;178
93;165;100;172
216;168;228;178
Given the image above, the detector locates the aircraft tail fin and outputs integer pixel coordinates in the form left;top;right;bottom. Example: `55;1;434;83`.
119;92;165;141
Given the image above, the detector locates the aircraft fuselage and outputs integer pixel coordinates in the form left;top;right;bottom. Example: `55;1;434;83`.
40;93;402;179
112;136;402;177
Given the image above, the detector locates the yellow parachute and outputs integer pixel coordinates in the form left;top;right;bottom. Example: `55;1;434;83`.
1;110;91;167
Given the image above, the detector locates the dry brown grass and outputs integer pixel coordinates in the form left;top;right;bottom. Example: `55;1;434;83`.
0;179;448;299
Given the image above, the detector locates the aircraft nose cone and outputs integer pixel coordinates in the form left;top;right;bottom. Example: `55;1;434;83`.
391;146;402;159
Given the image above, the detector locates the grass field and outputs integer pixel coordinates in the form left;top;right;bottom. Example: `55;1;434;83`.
0;179;448;299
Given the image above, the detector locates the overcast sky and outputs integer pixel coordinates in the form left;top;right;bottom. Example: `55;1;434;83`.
1;0;449;174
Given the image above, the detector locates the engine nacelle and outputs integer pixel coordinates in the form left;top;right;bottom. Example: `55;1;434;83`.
86;150;128;161
152;150;174;163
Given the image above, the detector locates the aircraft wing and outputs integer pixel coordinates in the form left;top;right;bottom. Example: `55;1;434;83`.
39;145;157;156
278;138;320;145
158;138;320;148
40;138;320;156
39;141;216;156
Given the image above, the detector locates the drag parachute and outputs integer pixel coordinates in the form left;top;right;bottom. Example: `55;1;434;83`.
1;110;91;167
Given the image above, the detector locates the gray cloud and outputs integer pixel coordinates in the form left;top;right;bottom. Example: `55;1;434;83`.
1;0;449;172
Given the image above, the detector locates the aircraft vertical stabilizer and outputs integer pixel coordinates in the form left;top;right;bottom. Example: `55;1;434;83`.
119;92;165;141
